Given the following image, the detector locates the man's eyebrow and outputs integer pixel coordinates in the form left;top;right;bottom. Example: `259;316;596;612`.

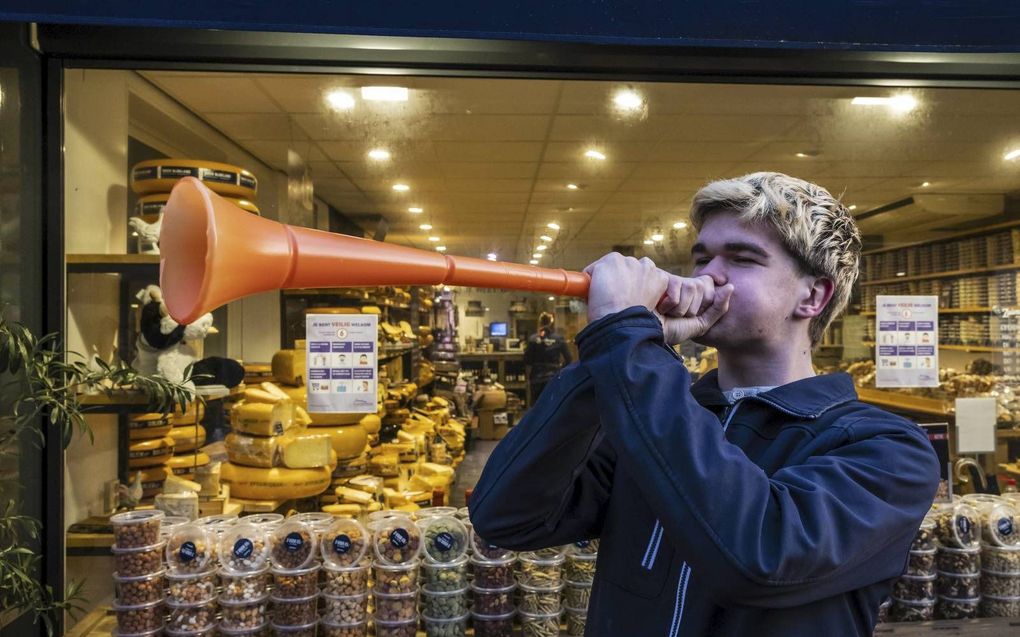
691;241;770;259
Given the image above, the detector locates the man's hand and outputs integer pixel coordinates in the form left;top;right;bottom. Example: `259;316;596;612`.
583;253;670;322
657;274;733;344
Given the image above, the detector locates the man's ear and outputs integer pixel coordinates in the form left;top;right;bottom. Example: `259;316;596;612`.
793;276;834;319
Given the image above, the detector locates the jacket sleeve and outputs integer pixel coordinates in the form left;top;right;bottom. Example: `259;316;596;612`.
577;307;941;608
468;362;615;549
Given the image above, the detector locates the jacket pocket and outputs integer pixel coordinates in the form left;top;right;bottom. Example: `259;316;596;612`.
599;473;674;599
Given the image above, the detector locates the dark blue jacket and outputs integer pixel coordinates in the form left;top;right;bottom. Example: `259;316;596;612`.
469;307;941;636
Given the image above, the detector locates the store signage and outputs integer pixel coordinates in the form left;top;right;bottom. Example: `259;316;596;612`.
875;295;938;388
305;314;378;413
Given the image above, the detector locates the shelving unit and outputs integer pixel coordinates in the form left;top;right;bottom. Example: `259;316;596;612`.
459;351;530;408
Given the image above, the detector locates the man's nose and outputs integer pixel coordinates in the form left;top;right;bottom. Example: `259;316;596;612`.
695;257;728;287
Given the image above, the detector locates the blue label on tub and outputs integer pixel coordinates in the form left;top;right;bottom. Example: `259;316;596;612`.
998;517;1015;537
285;532;304;552
575;540;590;549
435;532;455;552
957;516;971;536
333;534;352;554
179;541;197;562
233;538;254;559
390;528;410;548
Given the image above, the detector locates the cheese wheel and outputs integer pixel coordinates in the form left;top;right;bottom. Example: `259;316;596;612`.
220;462;331;500
335;485;374;505
135;193;260;219
128;414;173;441
135;465;170;498
131;159;257;198
230;401;296;436
168;424;207;453
333;453;369;479
225;431;332;469
272;349;307;386
172;401;206;425
128;436;175;468
315;424;369;460
359;414;381;435
166;451;210;478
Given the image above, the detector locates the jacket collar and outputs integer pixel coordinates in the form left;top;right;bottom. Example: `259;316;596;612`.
690;369;858;419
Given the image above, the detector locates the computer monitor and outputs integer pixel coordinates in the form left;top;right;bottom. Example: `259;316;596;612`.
489;322;508;337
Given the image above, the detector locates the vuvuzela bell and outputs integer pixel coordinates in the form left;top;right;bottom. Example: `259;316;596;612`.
159;177;591;324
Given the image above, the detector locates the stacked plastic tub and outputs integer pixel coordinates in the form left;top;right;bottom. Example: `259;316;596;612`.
217;520;272;637
469;530;517;637
268;519;321;637
517;547;565;637
320;518;371;636
164;522;219;637
563;540;598;636
111;510;167;637
933;502;982;619
419;514;471;636
976;496;1020;617
371;513;422;637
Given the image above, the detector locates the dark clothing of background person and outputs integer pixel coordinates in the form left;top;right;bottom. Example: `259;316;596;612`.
524;326;572;400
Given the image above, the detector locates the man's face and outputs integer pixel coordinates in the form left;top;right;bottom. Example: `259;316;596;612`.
690;213;813;351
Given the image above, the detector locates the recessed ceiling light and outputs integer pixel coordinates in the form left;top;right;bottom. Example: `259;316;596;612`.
325;90;355;111
419;224;432;231
408;207;423;214
529;259;539;265
539;235;553;242
367;148;391;161
851;94;917;113
361;86;408;102
584;149;607;161
566;183;579;190
795;152;811;158
532;253;542;259
428;236;441;242
848;205;858;211
920;182;931;188
651;232;664;242
548;296;555;301
896;272;906;277
1004;149;1020;161
393;183;410;192
613;89;645;112
436;246;446;252
536;245;547;251
643;239;654;245
486;253;498;261
547;222;560;230
673;221;688;229
443;286;451;292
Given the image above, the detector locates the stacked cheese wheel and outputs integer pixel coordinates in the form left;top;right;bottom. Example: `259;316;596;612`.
127;413;176;500
165;401;209;484
130;159;260;225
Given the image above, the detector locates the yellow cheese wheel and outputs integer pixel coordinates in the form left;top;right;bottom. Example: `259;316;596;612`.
128;436;175;468
230;401;296;436
315;424;369;460
220;462;331;500
131;159;257;198
168;424;207;453
128;414;173;441
135;193;260;218
272;349;307;386
225;431;332;469
166;451;210;477
359;414;381;435
172;401;206;425
135;465;170;498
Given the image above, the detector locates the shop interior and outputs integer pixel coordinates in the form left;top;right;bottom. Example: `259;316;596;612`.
62;69;1020;634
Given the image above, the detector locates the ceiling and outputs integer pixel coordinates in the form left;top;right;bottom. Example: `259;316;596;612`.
140;71;1020;271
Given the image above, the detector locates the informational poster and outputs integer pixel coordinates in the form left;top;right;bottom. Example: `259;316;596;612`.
305;314;378;413
876;295;939;388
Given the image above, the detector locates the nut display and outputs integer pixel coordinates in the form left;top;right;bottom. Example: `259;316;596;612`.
978;594;1020;617
270;594;319;626
888;598;935;622
934;505;980;549
982;503;1020;547
218;594;270;629
167;524;213;573
113;599;165;633
936;595;979;619
470;583;515;615
271;565;320;598
167;599;217;632
112;541;167;577
982;545;1020;573
568;539;599;556
218;523;269;574
372;590;419;621
936;546;981;575
517;554;564;588
892;574;935;602
472;611;515;637
421;516;468;563
113;570;165;605
518;582;564;614
373;516;421;565
372;561;420;594
936;571;980;598
323;563;370;596
906;550;936;576
564;581;592;609
321;519;368;568
519;609;562;637
911;519;936;551
421;555;468;591
981;570;1020;597
322;592;369;624
421;587;469;619
470;530;514;562
161;516;190;540
320;619;368;637
270;520;317;571
219;567;270;602
565;554;597;584
216;622;271;637
166;569;217;604
271;621;318;637
373;618;418;637
566;607;587;636
523;547;565;560
470;556;515;589
112;510;165;548
421;613;469;637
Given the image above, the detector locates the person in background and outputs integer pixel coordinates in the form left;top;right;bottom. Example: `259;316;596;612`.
524;311;572;401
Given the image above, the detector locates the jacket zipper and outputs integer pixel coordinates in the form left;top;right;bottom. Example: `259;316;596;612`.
666;400;743;637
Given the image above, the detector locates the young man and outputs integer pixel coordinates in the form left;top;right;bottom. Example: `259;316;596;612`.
524;311;573;401
469;172;940;636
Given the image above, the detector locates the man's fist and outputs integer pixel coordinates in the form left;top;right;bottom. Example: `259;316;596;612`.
583;253;669;323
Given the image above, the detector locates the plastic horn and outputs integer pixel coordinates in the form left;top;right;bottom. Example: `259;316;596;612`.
159;177;591;324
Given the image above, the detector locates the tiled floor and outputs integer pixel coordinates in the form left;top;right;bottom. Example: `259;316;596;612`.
450;439;499;508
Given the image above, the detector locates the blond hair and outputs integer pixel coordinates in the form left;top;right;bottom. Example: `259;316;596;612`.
690;172;861;346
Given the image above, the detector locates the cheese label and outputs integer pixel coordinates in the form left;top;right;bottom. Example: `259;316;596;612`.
998;517;1014;537
239;174;257;190
133;166;158;180
435;532;455;552
285;532;304;552
180;541;197;563
389;528;410;548
333;534;352;554
200;168;238;185
160;166;200;179
141;479;165;492
234;538;254;559
138;201;166;215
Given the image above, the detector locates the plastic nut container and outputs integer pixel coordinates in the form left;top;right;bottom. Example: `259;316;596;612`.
934;504;980;549
565;554;598;584
113;598;165;634
518;581;565;615
216;621;271;637
892;574;935;602
936;595;980;619
470;583;516;615
564;580;593;609
112;541;167;577
218;522;269;574
566;606;588;636
270;520;317;571
906;549;936;576
160;516;190;540
421;613;469;637
166;524;214;573
165;627;215;637
166;598;217;632
888;598;935;622
472;611;515;637
517;554;564;588
421;515;468;564
323;563;369;596
421;587;469;619
271;621;318;637
936;571;980;598
936;545;981;575
421;555;468;591
982;545;1020;573
981;570;1020;597
269;593;319;626
982;503;1020;548
373;514;421;566
166;569;217;604
521;546;566;560
113;570;166;605
218;593;270;630
372;560;420;594
979;594;1020;617
270;564;320;599
568;539;599;556
321;518;368;568
322;592;369;624
518;609;563;637
242;513;284;529
372;617;418;637
372;590;419;622
470;530;515;562
219;566;270;602
319;619;368;637
112;510;165;548
911;518;936;551
470;555;515;589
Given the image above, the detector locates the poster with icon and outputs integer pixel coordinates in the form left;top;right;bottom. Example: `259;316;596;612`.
305;314;378;413
876;295;938;388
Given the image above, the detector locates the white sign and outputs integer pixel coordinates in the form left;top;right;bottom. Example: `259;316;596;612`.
875;295;939;388
305;314;378;413
955;397;997;454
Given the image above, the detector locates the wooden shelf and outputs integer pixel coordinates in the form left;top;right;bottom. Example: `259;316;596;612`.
873;617;1020;635
862;341;1020;353
856;387;952;417
860;263;1020;286
66;253;160;274
862;219;1020;256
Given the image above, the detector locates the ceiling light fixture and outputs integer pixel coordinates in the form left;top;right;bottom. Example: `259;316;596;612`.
539;235;553;242
419;224;432;231
392;183;410;192
566;183;579;190
651;232;664;242
325;90;356;111
613;89;645;112
547;222;560;230
1004;149;1020;161
896;272;906;277
673;221;688;229
848;205;858;211
367;148;391;161
408;207;423;213
361;86;408;102
920;181;931;188
536;245;547;251
428;236;440;242
548;296;555;301
532;253;542;259
529;259;539;265
584;149;607;161
851;94;917;113
643;239;654;245
436;246;446;252
486;253;498;261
